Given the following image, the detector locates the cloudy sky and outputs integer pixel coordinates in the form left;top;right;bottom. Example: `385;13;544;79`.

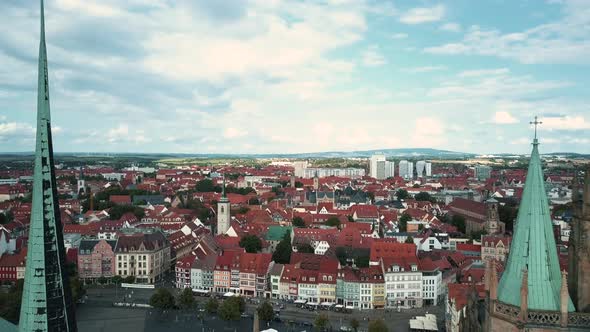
0;0;589;155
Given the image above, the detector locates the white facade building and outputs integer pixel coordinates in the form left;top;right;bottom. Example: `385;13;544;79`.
425;162;432;177
422;270;442;305
370;154;386;179
383;261;423;308
399;161;414;179
294;161;309;178
303;168;365;179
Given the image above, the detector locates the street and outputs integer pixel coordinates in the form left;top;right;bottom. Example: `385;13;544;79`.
77;285;445;332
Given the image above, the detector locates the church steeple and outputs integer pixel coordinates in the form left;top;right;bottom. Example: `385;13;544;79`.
496;117;574;312
18;1;78;330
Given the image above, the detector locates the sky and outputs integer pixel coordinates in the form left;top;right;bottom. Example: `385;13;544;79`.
0;0;589;155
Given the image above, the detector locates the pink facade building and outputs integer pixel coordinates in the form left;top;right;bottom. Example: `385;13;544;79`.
77;239;117;281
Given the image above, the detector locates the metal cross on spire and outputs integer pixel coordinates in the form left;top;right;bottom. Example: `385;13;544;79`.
530;116;542;141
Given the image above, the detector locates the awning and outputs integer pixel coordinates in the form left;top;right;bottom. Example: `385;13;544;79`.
307;302;319;306
192;289;210;294
345;305;354;309
223;292;235;297
334;305;344;309
320;302;334;306
294;299;307;304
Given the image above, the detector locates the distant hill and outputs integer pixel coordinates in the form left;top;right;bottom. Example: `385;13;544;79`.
0;148;477;159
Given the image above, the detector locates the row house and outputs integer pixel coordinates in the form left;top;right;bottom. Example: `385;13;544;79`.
382;256;423;308
238;252;273;297
190;254;217;294
77;239;117;281
213;250;241;294
278;264;299;300
0;249;26;282
358;266;385;309
269;264;284;299
114;231;170;284
337;267;361;308
175;254;196;289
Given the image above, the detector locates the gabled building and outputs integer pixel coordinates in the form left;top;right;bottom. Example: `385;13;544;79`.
78;239;117;281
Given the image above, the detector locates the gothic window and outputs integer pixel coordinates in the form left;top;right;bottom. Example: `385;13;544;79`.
221;206;224;213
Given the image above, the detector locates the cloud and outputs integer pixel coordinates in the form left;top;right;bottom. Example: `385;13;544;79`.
440;22;461;32
458;68;510;77
399;5;445;24
401;66;447;73
425;1;590;64
392;33;408;39
493;111;518;124
223;127;248;139
540;115;590;130
107;124;129;143
362;45;386;67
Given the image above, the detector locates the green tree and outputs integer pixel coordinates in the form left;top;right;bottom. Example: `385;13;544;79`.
123;276;135;284
296;243;314;253
292;216;305;228
239;235;263;253
149;288;175;310
97;276;108;285
219;297;241;321
451;215;466;234
272;232;292;264
325;216;341;228
396;189;409;200
350;318;360;332
295;181;303;188
177;287;196;310
315;313;330;331
405;236;414;244
70;277;86;302
205;298;219;314
257;301;274;322
399;213;412;232
414;191;434;202
111;275;123;285
347;215;354;222
108;204;145;220
368;318;388;332
195;179;216;192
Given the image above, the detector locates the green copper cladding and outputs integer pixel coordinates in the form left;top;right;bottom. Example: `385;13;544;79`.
18;1;78;331
497;137;574;312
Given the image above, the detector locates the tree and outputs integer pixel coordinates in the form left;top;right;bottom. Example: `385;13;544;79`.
97;276;108;285
325;216;341;228
292;216;305;228
205;298;219;314
368;319;388;332
239;235;262;253
70;277;86;302
219;297;242;321
399;213;412;232
257;301;274;322
470;229;487;241
396;189;409;200
414;191;435;203
350;318;360;332
111;275;123;285
295;181;303;188
451;215;466;234
195;179;216;193
108;204;145;220
296;243;315;253
177;287;196;310
123;276;135;284
149;288;175;310
405;236;414;244
315;313;330;331
347;215;354;222
272;232;292;264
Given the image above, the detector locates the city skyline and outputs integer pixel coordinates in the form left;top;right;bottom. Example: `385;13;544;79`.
1;0;589;155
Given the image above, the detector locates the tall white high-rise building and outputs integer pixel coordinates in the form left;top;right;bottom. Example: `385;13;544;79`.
399;160;414;179
385;161;395;178
425;162;432;177
416;161;426;178
370;154;386;179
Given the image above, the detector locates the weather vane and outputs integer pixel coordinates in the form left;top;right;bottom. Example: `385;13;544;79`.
530;116;542;140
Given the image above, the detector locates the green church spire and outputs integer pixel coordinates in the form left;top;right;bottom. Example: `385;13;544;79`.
496;117;574;312
18;1;78;331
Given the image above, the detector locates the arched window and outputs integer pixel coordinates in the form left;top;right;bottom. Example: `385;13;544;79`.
221;206;224;213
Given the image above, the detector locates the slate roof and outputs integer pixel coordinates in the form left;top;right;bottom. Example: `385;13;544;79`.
497;139;574;312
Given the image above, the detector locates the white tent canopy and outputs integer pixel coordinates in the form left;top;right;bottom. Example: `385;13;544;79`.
261;329;278;332
223;292;235;297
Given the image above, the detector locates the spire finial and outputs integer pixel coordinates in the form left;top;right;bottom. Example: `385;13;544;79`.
530;115;542;144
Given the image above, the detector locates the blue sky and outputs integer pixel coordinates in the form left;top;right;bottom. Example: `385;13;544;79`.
0;0;589;154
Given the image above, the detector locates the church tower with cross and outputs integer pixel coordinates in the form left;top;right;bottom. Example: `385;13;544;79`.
482;116;590;331
216;176;231;235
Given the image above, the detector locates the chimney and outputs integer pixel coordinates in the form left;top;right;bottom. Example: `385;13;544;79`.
490;260;498;300
519;268;528;321
560;270;569;327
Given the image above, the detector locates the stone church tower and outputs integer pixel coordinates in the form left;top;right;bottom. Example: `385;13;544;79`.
568;167;590;312
216;177;230;235
77;166;86;195
484;125;590;331
484;198;500;235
